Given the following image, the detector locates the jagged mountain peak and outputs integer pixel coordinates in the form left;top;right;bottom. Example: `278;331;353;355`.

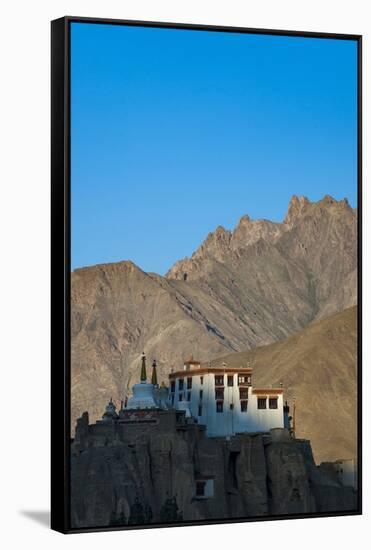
284;195;310;225
167;195;355;279
71;194;357;434
319;195;353;211
237;214;251;225
187;224;232;264
284;194;354;226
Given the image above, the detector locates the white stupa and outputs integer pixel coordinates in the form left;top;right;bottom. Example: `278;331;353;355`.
126;353;158;409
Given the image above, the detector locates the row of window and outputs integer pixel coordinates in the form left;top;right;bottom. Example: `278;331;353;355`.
170;373;252;393
171;395;278;413
171;378;196;392
215;397;278;413
216;401;248;413
173;387;250;401
258;397;278;409
214;374;251;387
215;388;249;399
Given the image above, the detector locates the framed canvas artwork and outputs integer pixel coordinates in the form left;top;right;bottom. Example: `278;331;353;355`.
51;16;362;533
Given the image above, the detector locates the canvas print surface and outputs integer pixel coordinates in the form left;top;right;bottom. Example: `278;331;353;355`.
69;22;359;529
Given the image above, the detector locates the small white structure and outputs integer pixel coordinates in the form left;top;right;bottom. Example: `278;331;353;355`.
126;354;166;410
127;382;158;409
101;398;119;422
168;358;284;437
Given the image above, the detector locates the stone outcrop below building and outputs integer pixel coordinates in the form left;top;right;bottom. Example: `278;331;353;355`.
71;410;357;529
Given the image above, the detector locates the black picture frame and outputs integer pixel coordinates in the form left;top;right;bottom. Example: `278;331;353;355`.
51;16;362;534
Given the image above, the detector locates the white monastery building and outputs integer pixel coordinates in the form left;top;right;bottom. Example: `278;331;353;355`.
169;358;285;437
122;354;287;438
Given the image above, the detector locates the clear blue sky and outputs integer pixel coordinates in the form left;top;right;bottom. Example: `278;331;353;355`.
71;22;358;274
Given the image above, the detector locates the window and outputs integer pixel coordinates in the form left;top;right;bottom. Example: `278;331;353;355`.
187;377;192;389
269;397;278;409
238;374;250;386
178;379;184;391
216;401;223;413
179;393;183;402
215;388;224;400
257;397;267;409
195;479;214;499
176;411;185;423
198;405;202;416
199;389;203;400
239;388;249;399
196;481;206;497
240;400;248;412
215;375;224;386
187;391;191;401
171;395;175;405
170;381;175;393
227;375;234;387
200;376;203;385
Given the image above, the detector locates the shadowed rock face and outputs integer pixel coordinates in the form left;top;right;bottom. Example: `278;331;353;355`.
70;414;357;529
71;196;357;437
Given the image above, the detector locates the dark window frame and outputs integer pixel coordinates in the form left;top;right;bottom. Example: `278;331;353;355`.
216;400;224;413
238;374;251;386
215;388;224;400
215;375;224;386
196;481;206;497
257;397;267;409
239;388;249;399
269;397;278;409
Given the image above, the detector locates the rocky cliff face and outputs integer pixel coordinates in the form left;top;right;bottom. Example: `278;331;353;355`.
71;196;357;437
70;413;357;529
166;195;356;324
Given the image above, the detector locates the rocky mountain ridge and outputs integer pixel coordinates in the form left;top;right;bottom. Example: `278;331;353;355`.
71;195;357;435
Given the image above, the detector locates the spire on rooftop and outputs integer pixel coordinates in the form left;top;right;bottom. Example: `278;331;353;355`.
151;359;158;386
140;352;147;383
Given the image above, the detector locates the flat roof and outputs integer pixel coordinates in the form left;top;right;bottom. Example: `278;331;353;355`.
169;367;253;379
252;389;283;394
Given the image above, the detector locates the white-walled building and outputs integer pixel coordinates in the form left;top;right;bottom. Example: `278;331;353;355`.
168;358;285;437
120;353;286;439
